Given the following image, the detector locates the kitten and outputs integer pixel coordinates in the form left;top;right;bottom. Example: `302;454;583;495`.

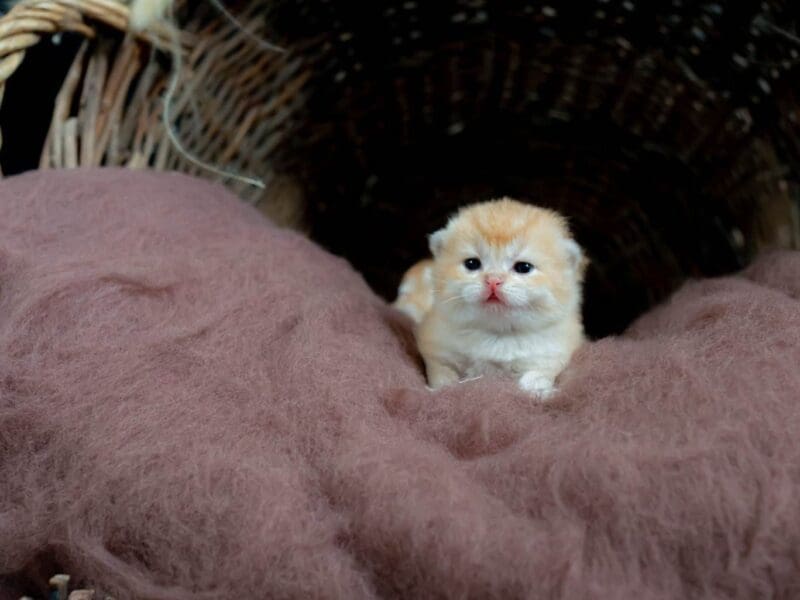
405;198;586;398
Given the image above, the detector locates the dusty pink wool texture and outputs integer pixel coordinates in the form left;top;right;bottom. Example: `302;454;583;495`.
2;169;800;599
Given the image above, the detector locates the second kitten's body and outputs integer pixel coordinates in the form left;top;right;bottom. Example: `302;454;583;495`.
396;198;586;397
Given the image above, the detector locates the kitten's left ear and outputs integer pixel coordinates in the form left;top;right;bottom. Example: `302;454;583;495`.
563;238;589;276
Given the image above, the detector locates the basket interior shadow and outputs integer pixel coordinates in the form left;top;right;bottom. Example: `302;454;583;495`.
263;0;800;338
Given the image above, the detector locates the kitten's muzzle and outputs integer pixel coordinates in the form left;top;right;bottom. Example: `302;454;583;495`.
484;275;505;303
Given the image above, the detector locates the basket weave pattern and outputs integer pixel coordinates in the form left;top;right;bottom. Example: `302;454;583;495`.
259;0;800;334
0;0;308;227
1;0;799;335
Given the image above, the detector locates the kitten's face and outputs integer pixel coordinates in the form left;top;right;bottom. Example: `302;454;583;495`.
429;198;585;330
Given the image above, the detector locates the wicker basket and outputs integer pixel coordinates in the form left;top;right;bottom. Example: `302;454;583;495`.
0;0;309;228
1;0;799;337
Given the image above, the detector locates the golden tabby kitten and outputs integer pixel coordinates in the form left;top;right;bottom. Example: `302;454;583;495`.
397;198;587;398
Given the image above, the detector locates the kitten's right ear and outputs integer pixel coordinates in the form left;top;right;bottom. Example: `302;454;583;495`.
428;228;448;257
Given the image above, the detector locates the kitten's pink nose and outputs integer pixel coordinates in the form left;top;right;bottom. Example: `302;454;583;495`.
485;275;504;291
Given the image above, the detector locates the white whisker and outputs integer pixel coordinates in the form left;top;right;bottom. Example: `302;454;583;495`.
438;294;463;305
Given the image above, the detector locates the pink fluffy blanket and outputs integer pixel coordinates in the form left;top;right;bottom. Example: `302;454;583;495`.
1;169;800;599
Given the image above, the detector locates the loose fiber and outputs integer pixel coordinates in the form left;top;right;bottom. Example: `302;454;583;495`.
129;0;285;189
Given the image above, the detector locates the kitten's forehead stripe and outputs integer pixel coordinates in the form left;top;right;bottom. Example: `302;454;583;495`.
444;198;572;256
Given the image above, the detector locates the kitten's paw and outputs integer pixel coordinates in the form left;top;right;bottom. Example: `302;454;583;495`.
425;380;454;392
426;367;460;390
519;372;556;400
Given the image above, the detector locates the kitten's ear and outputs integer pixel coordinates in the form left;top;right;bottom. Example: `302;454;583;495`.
563;238;589;276
428;228;448;257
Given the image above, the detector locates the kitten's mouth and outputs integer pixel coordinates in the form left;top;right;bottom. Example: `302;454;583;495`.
485;292;505;305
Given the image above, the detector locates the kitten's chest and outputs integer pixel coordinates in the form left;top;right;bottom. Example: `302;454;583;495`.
448;330;560;376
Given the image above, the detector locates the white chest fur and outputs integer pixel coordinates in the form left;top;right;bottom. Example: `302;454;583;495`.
438;322;572;379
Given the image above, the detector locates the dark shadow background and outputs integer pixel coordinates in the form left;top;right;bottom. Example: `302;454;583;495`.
3;1;799;339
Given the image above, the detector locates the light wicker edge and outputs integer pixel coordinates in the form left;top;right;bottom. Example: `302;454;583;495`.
0;0;180;169
0;0;309;229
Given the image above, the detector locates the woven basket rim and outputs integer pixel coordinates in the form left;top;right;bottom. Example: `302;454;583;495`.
0;0;190;165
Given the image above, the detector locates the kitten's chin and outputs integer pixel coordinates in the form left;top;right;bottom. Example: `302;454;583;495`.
481;300;572;332
444;291;568;330
479;309;535;333
482;298;510;310
449;300;523;329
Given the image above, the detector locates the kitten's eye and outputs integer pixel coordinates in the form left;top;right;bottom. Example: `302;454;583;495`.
513;261;534;274
463;258;482;271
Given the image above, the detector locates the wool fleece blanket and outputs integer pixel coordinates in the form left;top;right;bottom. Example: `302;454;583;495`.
1;169;799;600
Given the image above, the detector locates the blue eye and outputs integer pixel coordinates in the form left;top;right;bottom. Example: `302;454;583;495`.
513;262;534;274
464;258;482;271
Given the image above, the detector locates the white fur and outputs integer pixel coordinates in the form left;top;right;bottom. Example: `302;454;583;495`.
393;261;436;325
398;280;414;296
129;0;174;31
420;306;578;397
395;302;423;324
